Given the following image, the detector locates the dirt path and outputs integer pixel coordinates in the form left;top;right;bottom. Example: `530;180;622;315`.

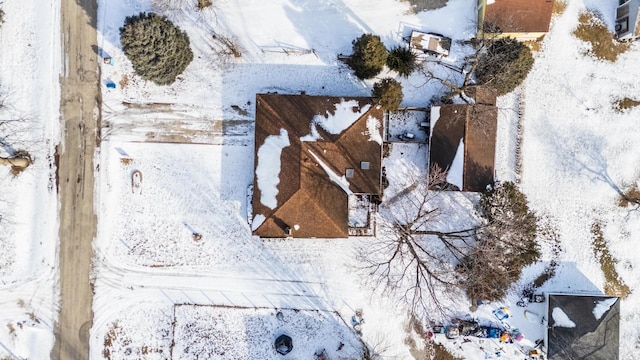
51;0;99;358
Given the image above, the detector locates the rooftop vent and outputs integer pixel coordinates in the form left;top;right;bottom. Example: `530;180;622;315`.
360;162;370;170
346;168;354;178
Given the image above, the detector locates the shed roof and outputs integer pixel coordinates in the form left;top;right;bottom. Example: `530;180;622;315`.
252;94;384;238
428;89;497;192
547;294;620;360
484;0;555;34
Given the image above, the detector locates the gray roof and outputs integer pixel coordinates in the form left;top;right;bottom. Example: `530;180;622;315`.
547;294;620;360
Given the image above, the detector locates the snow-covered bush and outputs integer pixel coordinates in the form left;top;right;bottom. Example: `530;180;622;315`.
119;12;193;85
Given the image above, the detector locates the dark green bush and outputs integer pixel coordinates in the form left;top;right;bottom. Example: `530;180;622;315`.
386;46;417;77
372;78;403;111
476;38;534;95
459;181;539;301
348;34;388;79
120;12;194;85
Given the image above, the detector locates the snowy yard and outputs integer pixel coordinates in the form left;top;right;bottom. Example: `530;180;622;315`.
172;306;363;359
92;0;640;358
97;142;256;268
0;0;59;358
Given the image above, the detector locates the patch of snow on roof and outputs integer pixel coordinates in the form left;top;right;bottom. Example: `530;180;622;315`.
256;128;290;209
552;307;576;328
446;139;464;189
300;122;322;142
308;150;353;195
365;115;383;145
593;298;617;320
313;99;371;134
251;214;266;231
430;106;440;138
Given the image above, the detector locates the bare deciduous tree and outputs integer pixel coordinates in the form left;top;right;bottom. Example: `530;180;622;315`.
359;170;540;318
357;165;479;318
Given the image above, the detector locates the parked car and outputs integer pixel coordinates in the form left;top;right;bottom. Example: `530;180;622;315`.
445;325;460;339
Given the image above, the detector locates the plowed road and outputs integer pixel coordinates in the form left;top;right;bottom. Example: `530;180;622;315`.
51;0;99;358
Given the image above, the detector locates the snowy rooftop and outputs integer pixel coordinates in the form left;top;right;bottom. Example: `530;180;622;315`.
252;94;384;238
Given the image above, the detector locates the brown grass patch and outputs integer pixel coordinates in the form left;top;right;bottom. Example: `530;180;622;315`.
28;312;40;323
197;0;212;9
524;39;543;52
119;74;130;89
591;222;631;299
120;157;133;165
614;97;640;112
618;182;640;207
552;0;567;15
6;323;15;336
103;322;123;360
573;12;630;62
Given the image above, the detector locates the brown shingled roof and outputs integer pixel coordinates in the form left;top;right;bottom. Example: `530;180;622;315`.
429;89;497;192
484;0;554;34
252;94;384;238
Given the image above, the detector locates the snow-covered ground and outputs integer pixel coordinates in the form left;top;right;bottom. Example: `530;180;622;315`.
519;1;640;358
0;0;635;358
0;0;60;358
91;0;640;359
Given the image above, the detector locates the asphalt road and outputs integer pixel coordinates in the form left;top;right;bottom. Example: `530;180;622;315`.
51;0;99;358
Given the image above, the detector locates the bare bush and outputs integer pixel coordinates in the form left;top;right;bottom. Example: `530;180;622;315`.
212;33;242;58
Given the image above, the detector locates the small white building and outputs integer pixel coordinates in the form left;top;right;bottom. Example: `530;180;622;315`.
407;30;451;59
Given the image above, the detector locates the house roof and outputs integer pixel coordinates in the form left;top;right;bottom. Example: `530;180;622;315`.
483;0;555;34
409;30;451;57
252;94;384;238
464;85;497;106
547;294;620;360
428;89;497;192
